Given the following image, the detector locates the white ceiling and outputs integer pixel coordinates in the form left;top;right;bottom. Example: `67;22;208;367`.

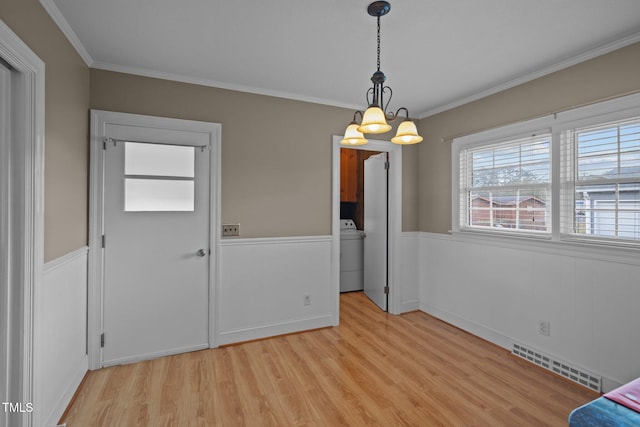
44;0;640;118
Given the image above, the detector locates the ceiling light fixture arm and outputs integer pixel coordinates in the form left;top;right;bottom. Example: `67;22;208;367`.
349;106;409;126
350;110;364;124
388;106;410;122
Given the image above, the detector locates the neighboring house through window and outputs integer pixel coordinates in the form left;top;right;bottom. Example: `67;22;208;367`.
458;133;551;236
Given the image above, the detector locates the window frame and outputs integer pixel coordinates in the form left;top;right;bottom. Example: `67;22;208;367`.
123;141;197;212
458;132;552;237
560;117;640;245
452;92;640;250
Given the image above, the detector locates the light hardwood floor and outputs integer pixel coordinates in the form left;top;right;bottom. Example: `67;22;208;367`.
62;292;597;426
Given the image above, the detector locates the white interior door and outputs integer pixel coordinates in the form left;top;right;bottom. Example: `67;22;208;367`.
102;123;211;366
364;152;388;311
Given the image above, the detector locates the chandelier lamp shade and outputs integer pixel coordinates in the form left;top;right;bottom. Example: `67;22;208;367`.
341;1;423;146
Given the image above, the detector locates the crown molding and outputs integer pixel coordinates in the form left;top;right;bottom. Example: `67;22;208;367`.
39;0;93;66
91;61;362;111
417;30;640;119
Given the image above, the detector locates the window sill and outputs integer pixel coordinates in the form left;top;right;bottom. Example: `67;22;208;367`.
449;229;640;266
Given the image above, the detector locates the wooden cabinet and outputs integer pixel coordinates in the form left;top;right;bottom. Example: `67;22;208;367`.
340;148;358;202
341;148;384;228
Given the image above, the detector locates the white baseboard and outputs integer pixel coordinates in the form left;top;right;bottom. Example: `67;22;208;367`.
419;303;513;351
400;300;420;313
102;343;210;368
218;314;334;346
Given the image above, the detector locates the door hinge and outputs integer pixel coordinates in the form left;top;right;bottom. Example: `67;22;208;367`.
100;333;105;347
384;286;390;294
101;235;105;248
384;161;390;170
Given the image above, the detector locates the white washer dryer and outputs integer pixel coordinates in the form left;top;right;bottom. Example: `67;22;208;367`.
340;219;364;292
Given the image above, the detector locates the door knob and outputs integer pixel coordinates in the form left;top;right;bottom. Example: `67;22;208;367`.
197;249;207;257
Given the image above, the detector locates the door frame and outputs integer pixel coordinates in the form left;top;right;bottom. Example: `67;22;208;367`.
0;18;45;427
331;135;403;321
88;110;221;370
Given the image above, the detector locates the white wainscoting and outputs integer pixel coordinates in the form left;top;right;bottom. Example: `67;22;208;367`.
36;247;88;426
419;232;640;392
399;232;419;313
218;236;333;345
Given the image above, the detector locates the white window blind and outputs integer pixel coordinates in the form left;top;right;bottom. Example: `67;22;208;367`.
561;117;640;243
459;134;551;234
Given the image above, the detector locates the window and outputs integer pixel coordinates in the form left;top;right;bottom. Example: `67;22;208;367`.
459;134;551;234
453;92;640;248
561;118;640;242
124;142;195;212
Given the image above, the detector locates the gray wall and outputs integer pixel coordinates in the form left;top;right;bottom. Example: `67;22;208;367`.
90;69;420;237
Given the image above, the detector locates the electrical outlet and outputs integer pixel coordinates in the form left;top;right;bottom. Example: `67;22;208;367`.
222;224;240;236
303;294;311;306
538;320;550;336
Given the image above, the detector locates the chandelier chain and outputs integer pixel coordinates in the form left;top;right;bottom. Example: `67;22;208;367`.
376;16;381;72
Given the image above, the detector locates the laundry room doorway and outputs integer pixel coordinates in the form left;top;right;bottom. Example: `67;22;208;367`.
331;136;403;319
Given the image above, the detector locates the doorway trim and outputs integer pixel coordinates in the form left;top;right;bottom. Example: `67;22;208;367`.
88;110;221;370
331;135;403;321
0;18;45;427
